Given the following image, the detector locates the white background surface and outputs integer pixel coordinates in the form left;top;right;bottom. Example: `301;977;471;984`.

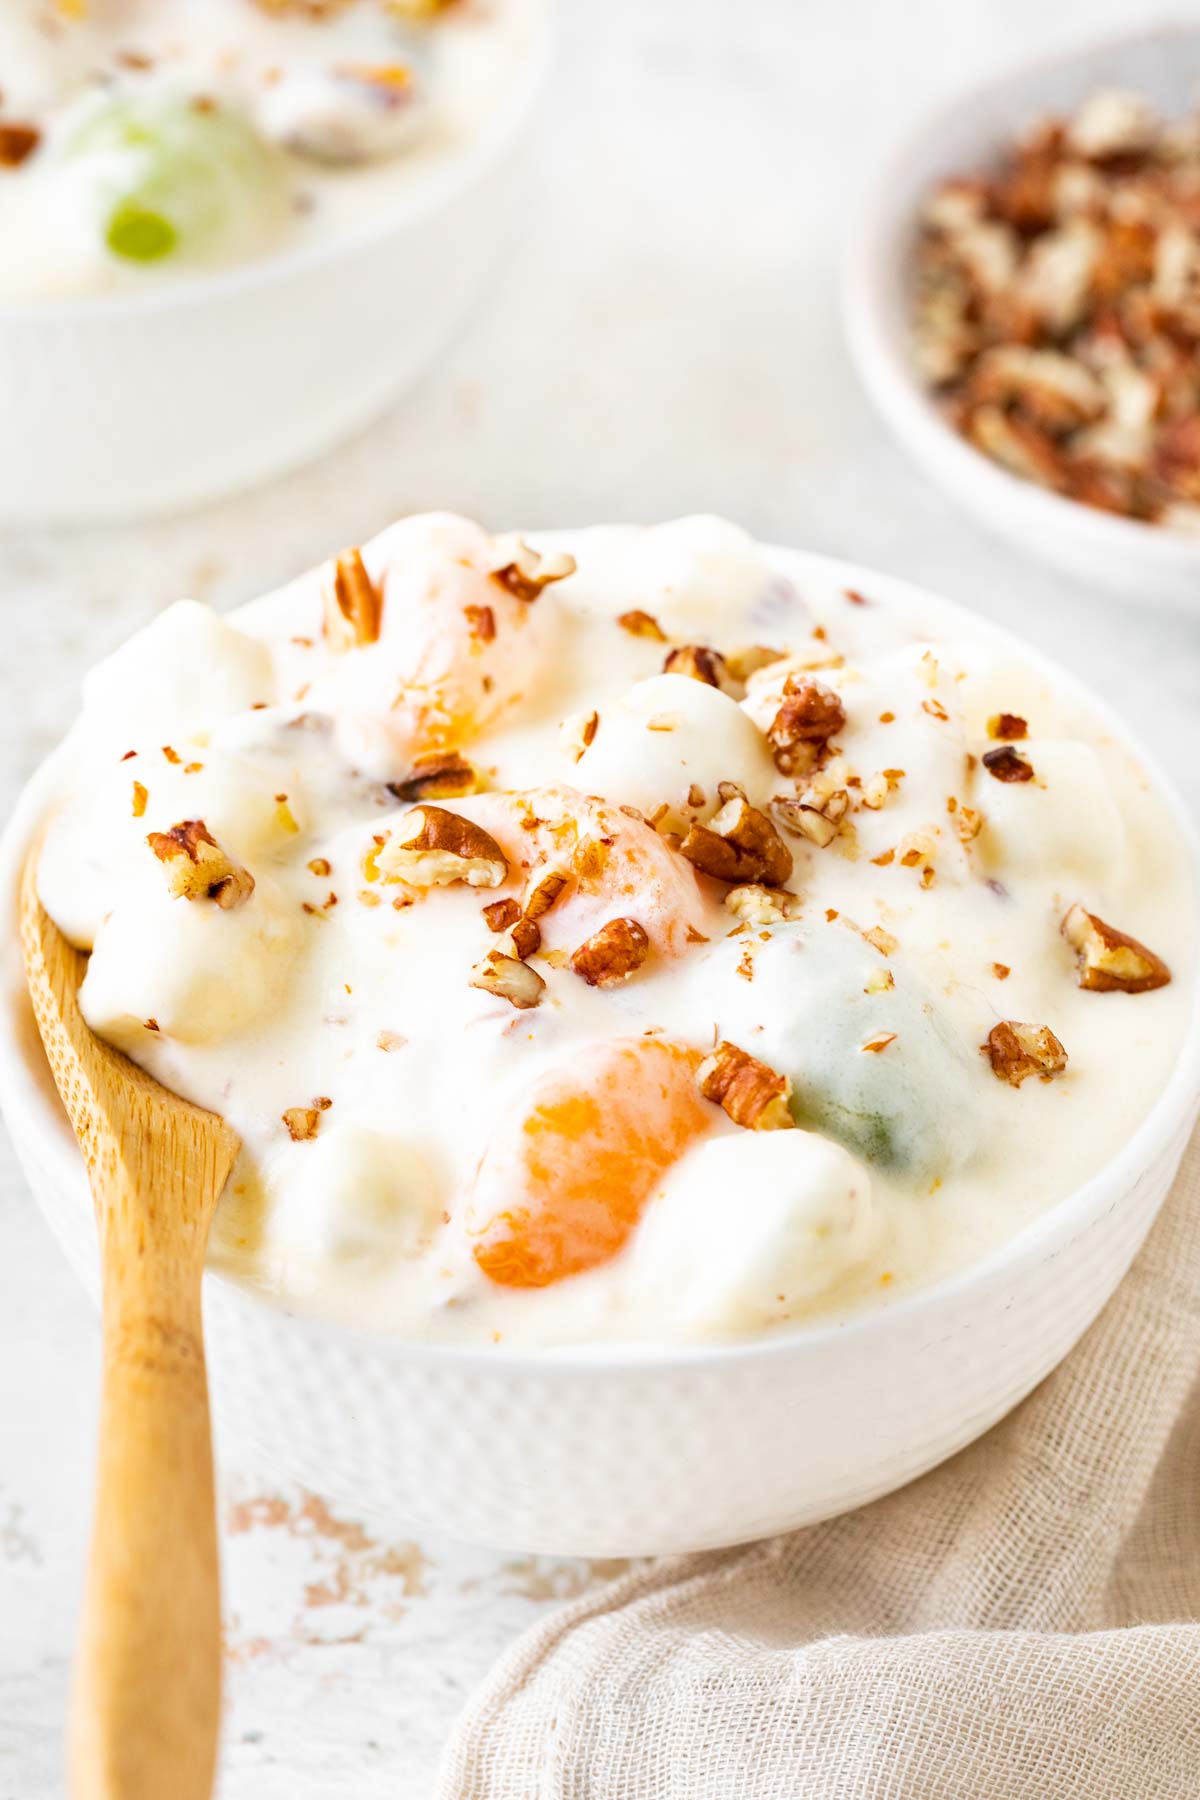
2;2;1198;1794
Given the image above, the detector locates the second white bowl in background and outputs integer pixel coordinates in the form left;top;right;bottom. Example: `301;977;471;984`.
0;15;549;528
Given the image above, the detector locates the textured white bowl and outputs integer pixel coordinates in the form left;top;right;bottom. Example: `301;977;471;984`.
844;23;1200;613
2;543;1198;1557
0;29;548;528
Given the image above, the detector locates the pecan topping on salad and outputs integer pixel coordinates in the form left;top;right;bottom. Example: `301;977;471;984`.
570;917;650;988
616;609;668;642
0;124;41;169
698;1040;794;1131
1062;904;1171;993
766;675;846;776
680;794;793;887
661;645;733;691
388;751;484;802
282;1096;333;1141
982;745;1035;783
377;807;508;889
723;884;803;926
488;535;576;604
147;820;255;909
469;949;546;1010
321;547;382;651
985;1021;1068;1085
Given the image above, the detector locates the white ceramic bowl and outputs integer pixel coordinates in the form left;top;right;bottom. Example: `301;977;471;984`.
2;543;1198;1557
0;28;549;528
844;23;1200;613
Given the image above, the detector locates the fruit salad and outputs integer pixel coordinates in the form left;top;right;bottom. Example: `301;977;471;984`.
0;0;542;298
36;514;1195;1343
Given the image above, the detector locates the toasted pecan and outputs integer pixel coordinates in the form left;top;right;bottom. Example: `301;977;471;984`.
1061;903;1171;993
766;675;846;775
680;795;793;887
489;535;575;603
569;917;650;987
147;820;255;909
697;1040;794;1131
321;547;382;651
985;1020;1068;1085
377;807;507;889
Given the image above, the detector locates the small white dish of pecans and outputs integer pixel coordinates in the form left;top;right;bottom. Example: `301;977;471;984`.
845;24;1200;610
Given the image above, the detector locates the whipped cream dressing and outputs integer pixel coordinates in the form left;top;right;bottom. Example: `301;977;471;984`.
37;515;1196;1346
0;0;542;299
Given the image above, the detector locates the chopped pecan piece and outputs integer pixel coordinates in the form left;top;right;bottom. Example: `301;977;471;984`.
321;547;382;651
147;820;255;909
982;745;1035;783
494;866;570;960
387;751;484;802
617;609;668;641
523;868;569;921
680;795;793;887
1061;903;1171;993
770;786;849;849
954;805;984;844
662;644;732;690
766;675;846;775
987;712;1028;740
377;807;507;889
281;1096;332;1142
509;916;542;961
724;885;803;926
569;917;650;987
985;1020;1067;1085
560;709;599;762
0;124;40;168
488;535;575;603
697;1040;794;1131
469;949;546;1010
724;644;785;683
0;124;40;169
482;897;521;933
966;407;1063;489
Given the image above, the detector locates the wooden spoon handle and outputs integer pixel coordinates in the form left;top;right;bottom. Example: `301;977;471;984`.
70;1242;221;1800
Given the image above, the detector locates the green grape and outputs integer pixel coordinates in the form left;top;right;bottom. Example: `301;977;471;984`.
105;204;178;263
707;922;986;1182
65;93;284;268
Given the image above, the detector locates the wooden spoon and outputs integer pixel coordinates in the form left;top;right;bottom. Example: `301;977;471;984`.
20;849;240;1800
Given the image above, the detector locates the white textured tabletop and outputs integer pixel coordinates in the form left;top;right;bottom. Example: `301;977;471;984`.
2;1;1198;1794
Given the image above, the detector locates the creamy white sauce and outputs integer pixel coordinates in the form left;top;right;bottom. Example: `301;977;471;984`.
0;0;543;299
37;514;1196;1346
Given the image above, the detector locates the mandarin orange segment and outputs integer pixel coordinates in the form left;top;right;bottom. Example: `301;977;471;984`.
471;1037;713;1287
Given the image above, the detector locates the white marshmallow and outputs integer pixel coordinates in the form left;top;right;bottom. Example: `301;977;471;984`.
634;1131;877;1333
271;1124;443;1267
576;673;779;827
80;872;302;1051
81;601;275;750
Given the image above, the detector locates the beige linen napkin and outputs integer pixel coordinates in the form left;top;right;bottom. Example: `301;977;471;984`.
437;1128;1200;1799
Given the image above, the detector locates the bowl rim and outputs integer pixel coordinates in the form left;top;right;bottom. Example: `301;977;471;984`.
842;16;1200;572
0;6;551;326
3;536;1199;1374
